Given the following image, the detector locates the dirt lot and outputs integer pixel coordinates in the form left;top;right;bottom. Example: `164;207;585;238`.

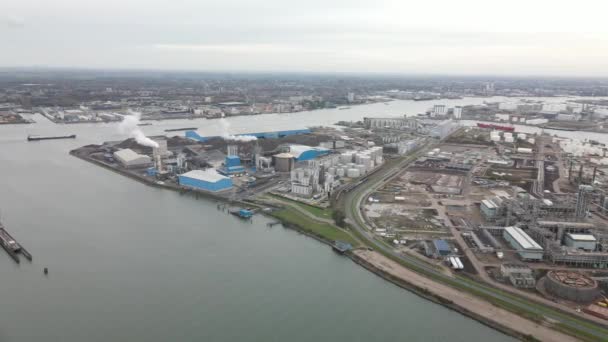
365;203;444;231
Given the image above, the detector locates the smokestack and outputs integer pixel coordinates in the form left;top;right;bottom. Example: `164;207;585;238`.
593;166;598;184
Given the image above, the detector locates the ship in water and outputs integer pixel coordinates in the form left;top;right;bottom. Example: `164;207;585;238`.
164;127;197;132
27;134;76;141
0;221;32;263
476;123;515;132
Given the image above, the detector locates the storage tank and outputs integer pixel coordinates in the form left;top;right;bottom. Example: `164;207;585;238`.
340;153;353;163
273;153;295;172
518;133;527;140
505;136;514;143
337;168;345;177
347;168;361;178
356;164;366;174
328;167;336;175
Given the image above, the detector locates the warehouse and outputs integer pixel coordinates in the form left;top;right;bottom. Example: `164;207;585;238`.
178;169;233;192
113;149;152;168
565;234;597;252
503;226;544;261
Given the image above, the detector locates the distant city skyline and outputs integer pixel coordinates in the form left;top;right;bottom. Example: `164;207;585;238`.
2;0;608;76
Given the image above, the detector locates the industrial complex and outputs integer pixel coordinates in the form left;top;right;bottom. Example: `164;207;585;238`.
68;111;608;339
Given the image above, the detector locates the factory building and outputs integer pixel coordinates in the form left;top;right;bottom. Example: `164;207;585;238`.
289;145;330;161
565;234;597;251
432;104;446;117
433;239;451;257
220;155;246;175
453;106;463;119
500;264;536;288
480;199;499;220
113;149;152;168
363;117;420;130
178;169;233;192
575;185;593;219
503;226;544;261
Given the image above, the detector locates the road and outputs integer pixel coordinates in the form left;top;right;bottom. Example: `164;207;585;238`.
340;140;608;341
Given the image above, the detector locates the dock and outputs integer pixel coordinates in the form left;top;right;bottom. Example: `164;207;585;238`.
0;222;32;263
229;208;254;219
332;240;353;254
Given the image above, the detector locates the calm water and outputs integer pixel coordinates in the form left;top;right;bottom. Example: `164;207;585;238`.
0;97;568;342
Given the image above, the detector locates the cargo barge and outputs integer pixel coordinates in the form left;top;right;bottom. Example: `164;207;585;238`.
28;134;76;141
476;123;515;132
0;223;32;263
165;127;197;132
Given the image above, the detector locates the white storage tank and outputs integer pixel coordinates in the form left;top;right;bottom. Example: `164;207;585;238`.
347;168;361;178
505;136;514;143
356;164;366;174
328;167;336;175
340;153;353;163
517;133;527;140
337;168;345;177
491;135;501;142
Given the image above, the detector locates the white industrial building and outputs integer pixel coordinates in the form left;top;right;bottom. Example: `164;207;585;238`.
503;226;544;261
453;106;463;119
432;104;446;117
565;234;597;252
113;149;152;168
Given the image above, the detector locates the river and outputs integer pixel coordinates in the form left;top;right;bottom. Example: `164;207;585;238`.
0;96;579;342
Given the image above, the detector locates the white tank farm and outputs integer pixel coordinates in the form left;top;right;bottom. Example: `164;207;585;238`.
347;168;361;178
340;153;353;163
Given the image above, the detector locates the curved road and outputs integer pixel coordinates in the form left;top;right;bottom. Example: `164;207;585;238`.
340;142;608;341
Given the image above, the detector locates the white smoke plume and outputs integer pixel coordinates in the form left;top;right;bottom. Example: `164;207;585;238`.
118;111;159;148
218;118;257;142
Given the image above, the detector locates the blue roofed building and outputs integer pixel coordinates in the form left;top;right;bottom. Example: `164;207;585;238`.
178;169;233;192
433;239;451;257
219;155;246;175
289;145;330;161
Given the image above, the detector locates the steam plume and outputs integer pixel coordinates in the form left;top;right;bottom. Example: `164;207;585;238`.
219;118;257;142
118;111;159;148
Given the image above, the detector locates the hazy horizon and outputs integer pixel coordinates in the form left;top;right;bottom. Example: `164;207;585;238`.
2;0;608;77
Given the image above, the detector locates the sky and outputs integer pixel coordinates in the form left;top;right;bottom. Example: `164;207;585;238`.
2;0;608;76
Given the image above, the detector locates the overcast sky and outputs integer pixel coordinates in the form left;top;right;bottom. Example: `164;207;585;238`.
2;0;608;76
